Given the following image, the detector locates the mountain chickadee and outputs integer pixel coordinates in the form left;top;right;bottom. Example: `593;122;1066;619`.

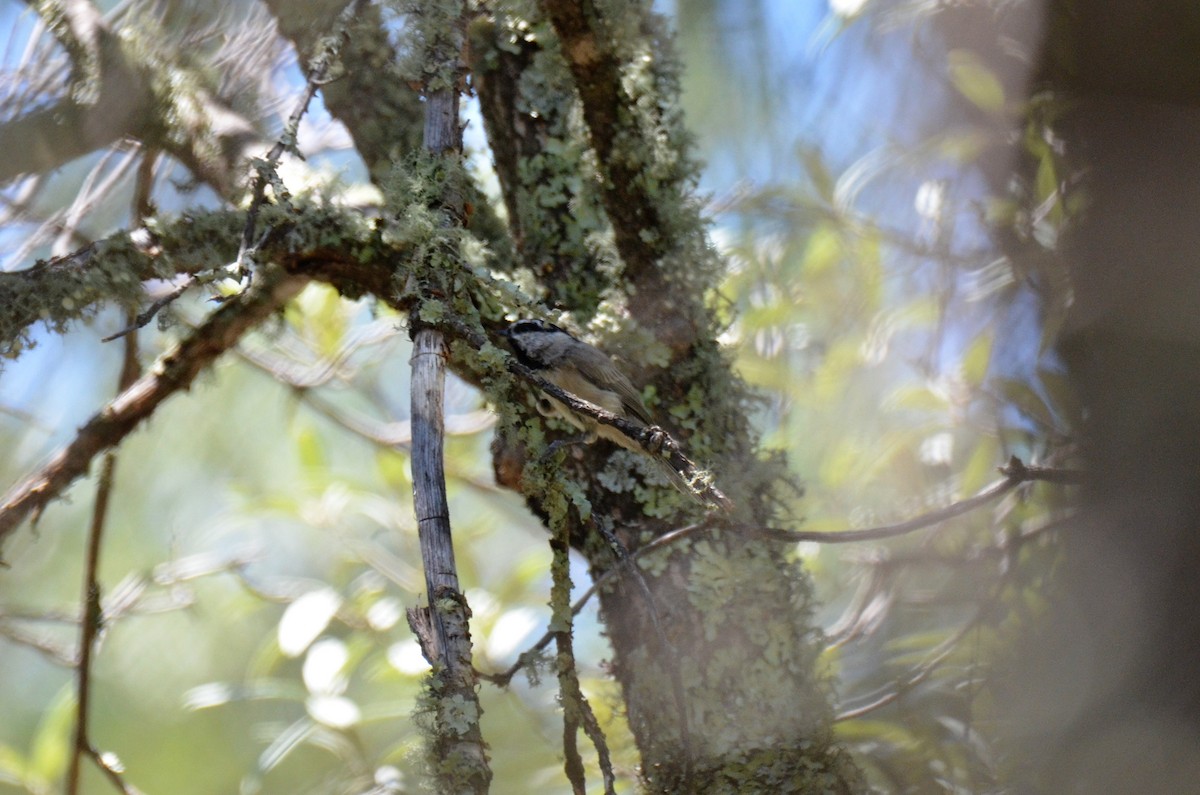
502;318;696;495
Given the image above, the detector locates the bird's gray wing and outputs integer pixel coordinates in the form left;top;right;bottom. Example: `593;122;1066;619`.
571;344;653;424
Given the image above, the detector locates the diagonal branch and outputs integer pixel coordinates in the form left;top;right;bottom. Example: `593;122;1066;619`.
0;272;307;555
0;206;390;363
262;0;425;173
438;317;732;510
746;458;1080;545
5;0;150;183
482;459;1078;686
467;11;611;309
536;0;700;349
237;4;353;277
536;0;664;278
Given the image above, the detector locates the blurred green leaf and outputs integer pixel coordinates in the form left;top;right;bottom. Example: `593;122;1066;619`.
296;422;327;471
996;377;1055;430
813;340;862;402
819;438;864;487
0;743;29;786
884;384;949;413
802;225;842;277
376;448;412;492
29;683;75;787
962;332;993;386
935;128;990;162
289;283;350;357
947;49;1006;113
959;436;1000;494
834;718;921;747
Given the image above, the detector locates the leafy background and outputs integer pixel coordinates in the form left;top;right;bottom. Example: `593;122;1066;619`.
0;0;1066;792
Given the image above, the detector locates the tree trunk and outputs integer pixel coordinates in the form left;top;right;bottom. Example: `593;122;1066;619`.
476;2;862;791
999;4;1200;791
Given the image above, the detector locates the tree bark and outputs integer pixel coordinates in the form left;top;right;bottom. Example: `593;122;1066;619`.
998;4;1200;791
409;327;490;793
482;2;863;791
404;5;491;790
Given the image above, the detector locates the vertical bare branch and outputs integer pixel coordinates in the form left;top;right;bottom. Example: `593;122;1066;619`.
409;329;489;792
405;3;490;792
66;316;142;795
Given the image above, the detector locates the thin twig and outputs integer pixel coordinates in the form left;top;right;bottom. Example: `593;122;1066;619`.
831;490;1072;723
550;530;589;795
233;316;402;388
101;275;196;342
0;618;76;665
132;146;159;221
483;458;1077;685
237;15;343;278
833;613;980;722
479;520;712;686
66;454;112;794
746;458;1079;545
85;743;142;795
67;313;141;795
98;144;177;335
551;520;619;795
840;511;1076;570
830;522;1031;726
52;149;140;258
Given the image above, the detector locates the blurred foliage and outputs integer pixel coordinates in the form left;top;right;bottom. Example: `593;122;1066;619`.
679;0;1075;791
0;0;1078;793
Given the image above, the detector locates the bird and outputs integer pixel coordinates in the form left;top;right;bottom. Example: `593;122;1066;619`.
501;318;699;498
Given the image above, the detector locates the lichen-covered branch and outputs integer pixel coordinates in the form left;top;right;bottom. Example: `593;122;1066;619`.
468;11;612;315
548;521;617;795
469;3;867;791
536;0;704;346
262;0;427;173
535;0;661;269
0;204;388;362
403;2;491;791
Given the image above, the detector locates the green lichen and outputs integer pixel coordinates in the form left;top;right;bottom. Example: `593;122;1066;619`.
390;0;467;92
472;3;618;316
0;233;151;362
441;693;480;736
1;199;382;370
